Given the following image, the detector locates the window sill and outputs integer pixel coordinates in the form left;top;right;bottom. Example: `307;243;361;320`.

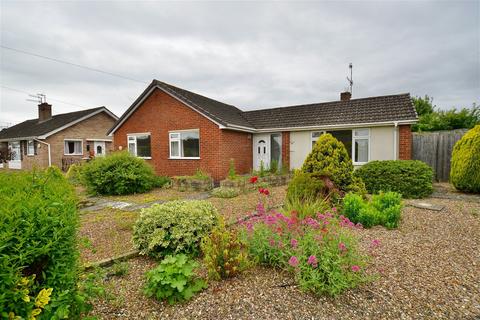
139;157;152;160
169;157;200;160
353;162;368;166
27;154;35;157
64;154;83;156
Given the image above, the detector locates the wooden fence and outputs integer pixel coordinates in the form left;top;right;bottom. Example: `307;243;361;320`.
412;129;467;182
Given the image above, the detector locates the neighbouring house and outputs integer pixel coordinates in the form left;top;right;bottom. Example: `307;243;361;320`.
0;103;118;170
108;80;418;181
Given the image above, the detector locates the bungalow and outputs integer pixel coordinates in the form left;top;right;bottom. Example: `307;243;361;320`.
0;103;118;170
108;80;418;181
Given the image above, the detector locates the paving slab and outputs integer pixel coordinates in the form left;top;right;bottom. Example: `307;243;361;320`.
409;201;445;211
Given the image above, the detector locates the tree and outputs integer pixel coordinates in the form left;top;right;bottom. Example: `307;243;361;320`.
412;95;435;116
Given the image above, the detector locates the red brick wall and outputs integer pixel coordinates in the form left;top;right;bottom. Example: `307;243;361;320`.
113;88;253;181
282;131;290;170
398;124;412;160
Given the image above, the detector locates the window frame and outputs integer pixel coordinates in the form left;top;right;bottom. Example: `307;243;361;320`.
27;140;35;156
311;131;325;148
63;139;83;156
169;129;200;160
352;128;370;165
127;133;152;159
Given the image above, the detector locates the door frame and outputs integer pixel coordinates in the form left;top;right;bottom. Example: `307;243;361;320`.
253;133;271;171
93;141;106;157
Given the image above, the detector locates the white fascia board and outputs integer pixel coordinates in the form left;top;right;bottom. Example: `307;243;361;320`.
253;120;418;132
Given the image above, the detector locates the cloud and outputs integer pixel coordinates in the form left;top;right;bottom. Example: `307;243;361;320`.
0;1;478;123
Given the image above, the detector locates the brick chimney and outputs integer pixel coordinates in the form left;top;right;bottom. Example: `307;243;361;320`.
38;103;52;122
340;91;352;101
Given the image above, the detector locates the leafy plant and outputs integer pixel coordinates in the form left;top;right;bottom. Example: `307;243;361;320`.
228;159;237;180
283;196;329;219
354;160;433;198
269;159;279;174
0;168;81;319
133;200;219;258
211;187;240;198
81;151;158;195
109;261;129;277
450;125;480;193
286;172;327;203
144;254;206;304
153;175;171;188
66;163;84;185
193;168;211;180
342;192;402;229
201;219;250;280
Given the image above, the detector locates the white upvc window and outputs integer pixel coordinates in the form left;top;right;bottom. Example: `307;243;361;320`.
64;139;83;155
352;128;370;164
169;130;200;159
27;140;35;156
127;133;151;159
311;131;325;148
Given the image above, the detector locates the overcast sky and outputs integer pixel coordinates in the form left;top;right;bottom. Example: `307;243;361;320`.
1;1;479;124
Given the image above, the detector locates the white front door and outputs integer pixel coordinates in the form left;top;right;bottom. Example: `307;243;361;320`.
8;141;22;169
94;141;106;157
253;134;270;171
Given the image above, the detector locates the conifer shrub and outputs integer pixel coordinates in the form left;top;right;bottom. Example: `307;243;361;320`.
81;151;158;195
0;168;80;319
301;133;354;192
450;125;480;193
354;160;433;198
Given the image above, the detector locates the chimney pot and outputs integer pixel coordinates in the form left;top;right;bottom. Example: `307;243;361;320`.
38;103;52;122
340;91;352;101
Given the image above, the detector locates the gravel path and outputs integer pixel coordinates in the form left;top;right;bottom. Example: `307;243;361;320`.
88;196;480;319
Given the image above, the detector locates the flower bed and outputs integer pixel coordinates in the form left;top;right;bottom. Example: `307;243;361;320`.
220;174;292;191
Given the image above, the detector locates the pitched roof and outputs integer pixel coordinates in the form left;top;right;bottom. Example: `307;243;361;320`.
0;107;117;141
243;93;417;129
109;80;418;134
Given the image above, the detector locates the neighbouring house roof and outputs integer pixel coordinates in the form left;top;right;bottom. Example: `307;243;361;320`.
0;107;118;141
109;80;418;134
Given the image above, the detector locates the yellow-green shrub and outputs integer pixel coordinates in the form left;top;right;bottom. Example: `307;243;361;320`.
133;200;219;258
450;125;480;193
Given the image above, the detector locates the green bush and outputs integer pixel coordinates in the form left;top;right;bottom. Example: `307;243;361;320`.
286;172;326;203
81;151;158;195
342;192;402;229
133;200;219;258
0;168;81;319
144;254;206;304
354;160;434;198
450;125;480;193
211;187;240;198
153;175;171;188
283;196;329;220
65;163;83;185
301;133;354;192
201;219;250;280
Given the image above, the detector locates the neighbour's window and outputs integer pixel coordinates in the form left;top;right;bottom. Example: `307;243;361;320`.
64;140;83;155
27;140;34;156
127;134;151;158
169;130;200;158
353;129;369;163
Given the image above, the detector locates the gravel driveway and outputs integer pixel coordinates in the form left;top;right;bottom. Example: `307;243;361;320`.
89;195;480;320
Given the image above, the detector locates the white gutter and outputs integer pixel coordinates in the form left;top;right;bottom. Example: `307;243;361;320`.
393;121;398;160
34;139;51;167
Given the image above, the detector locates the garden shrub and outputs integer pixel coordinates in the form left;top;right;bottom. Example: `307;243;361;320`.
354;160;434;198
228;158;237;180
144;254;206;304
0;168;81;319
283;196;329;219
66;163;84;185
450;125;480;193
81;151;158;195
201;219;250;280
211;187;240;198
286;172;327;203
153;175;171;188
133;200;219;258
240;210;369;296
342;192;402;229
301;133;354;192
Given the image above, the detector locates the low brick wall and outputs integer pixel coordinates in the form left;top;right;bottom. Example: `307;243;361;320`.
220;174;292;191
171;176;214;191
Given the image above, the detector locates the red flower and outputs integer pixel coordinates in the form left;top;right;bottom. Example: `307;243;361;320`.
259;188;270;196
250;176;258;184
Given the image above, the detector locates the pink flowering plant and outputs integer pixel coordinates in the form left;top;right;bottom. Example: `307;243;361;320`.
240;207;370;296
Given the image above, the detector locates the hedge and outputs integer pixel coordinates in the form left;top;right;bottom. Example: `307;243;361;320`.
450;125;480;193
0;168;80;319
354;160;433;198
